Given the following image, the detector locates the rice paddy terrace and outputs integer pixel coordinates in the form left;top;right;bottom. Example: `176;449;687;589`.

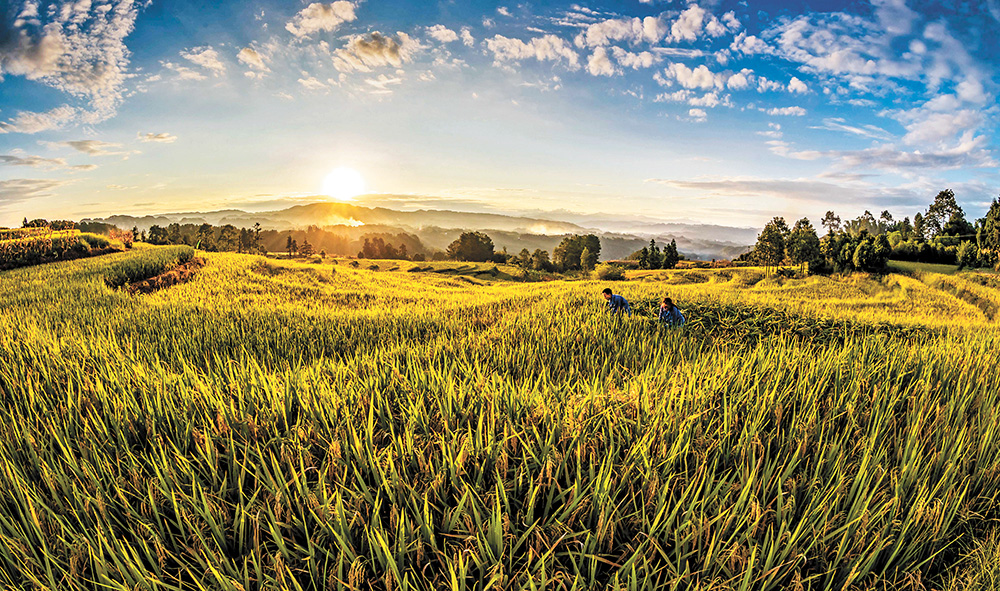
1;246;999;590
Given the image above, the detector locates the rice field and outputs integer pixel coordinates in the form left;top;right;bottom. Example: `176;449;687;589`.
1;247;999;590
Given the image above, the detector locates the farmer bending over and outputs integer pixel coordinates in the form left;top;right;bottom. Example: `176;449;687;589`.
659;297;686;327
602;288;632;316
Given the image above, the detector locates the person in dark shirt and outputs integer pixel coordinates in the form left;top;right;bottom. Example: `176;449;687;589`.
658;297;686;327
602;288;632;316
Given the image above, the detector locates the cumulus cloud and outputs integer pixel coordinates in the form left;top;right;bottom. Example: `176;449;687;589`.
426;25;459;43
460;28;475;47
730;32;771;55
181;46;226;76
138;132;177;143
0;178;71;204
0;105;77;134
611;47;657;69
895;107;983;147
654;89;730;109
0;0;140;118
659;63;727;90
574;16;667;48
687;108;708;122
286;2;357;38
486;34;579;69
333;31;421;72
586;47;616;76
667;5;735;42
726;68;753;90
788;76;808;93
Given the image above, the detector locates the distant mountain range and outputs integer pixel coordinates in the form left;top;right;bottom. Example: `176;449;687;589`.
83;199;755;261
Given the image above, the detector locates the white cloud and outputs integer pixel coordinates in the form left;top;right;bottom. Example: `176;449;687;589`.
897;109;984;146
0;105;77;134
574;16;666;48
298;76;327;90
670;5;706;42
659;63;726;90
587;47;616;76
653;89;693;103
138;132;177;143
813;118;892;140
833;141;996;171
726;68;753;90
333;32;421;72
767;140;823;160
286;2;357;38
427;25;459;43
688;92;729;107
730;32;771;55
611;47;657;69
460;28;475;47
764;106;807;116
788;76;808;93
486;34;580;69
161;61;207;81
365;74;403;93
0;0;140;118
757;78;785;92
497;6;512;17
181;46;226;76
688;108;708;122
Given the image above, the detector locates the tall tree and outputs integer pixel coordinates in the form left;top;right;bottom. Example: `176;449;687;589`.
754;218;787;273
661;239;680;269
924;189;962;238
530;249;551;271
913;212;926;242
446;231;495;262
980;199;1000;266
821;211;842;235
552;234;601;271
787;218;821;273
580;247;598;271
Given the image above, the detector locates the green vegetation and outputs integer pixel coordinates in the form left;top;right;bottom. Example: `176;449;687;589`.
103;245;195;288
1;250;1000;589
0;229;117;270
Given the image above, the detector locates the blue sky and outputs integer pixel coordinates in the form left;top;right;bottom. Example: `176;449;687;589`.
0;0;997;228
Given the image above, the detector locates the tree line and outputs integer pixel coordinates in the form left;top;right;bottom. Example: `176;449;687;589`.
443;231;605;272
742;189;1000;274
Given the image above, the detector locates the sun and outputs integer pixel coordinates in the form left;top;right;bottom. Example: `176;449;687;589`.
321;167;366;201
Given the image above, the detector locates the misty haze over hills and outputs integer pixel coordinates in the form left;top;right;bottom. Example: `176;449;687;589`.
83;199;757;261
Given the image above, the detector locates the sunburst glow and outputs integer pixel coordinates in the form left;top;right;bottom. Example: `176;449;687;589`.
322;167;366;201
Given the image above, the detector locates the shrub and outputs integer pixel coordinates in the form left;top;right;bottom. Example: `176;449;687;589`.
594;264;625;281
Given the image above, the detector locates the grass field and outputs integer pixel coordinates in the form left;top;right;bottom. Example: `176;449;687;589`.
1;248;999;590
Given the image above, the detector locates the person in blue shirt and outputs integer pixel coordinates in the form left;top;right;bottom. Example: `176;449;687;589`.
602;288;632;316
658;297;686;327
